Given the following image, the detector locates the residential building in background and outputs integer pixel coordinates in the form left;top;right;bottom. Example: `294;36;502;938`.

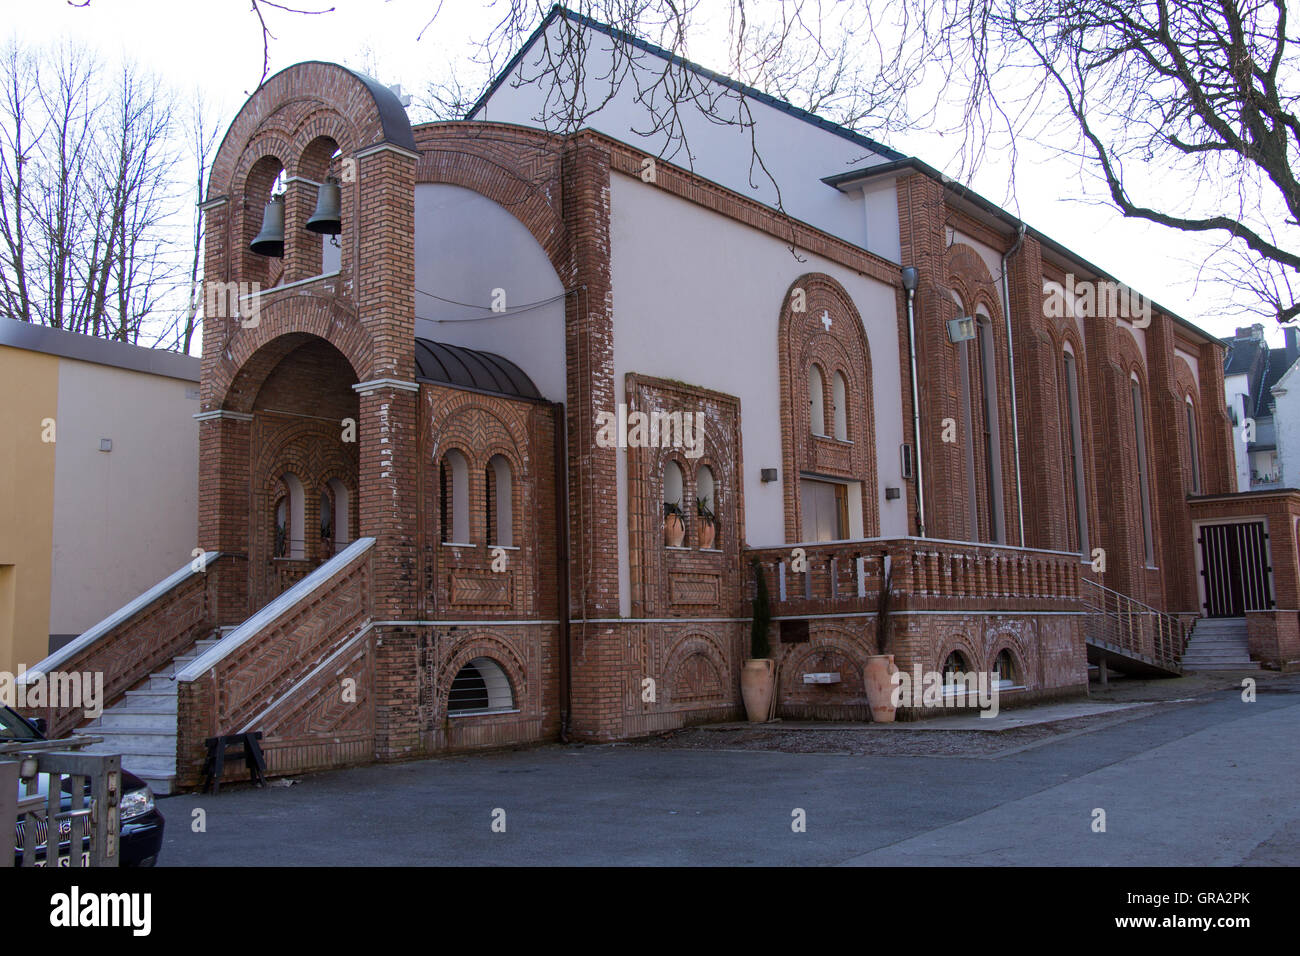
1223;324;1300;489
0;318;199;674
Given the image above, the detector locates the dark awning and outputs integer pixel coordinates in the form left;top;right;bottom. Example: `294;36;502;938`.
414;338;542;400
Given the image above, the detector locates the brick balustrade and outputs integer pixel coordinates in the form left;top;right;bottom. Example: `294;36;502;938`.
174;538;375;786
747;537;1081;619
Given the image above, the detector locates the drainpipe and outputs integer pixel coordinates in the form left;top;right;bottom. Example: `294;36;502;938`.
901;266;926;537
1001;223;1028;545
552;401;572;742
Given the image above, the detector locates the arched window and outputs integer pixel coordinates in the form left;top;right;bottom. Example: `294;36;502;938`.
942;650;970;682
832;372;848;441
1062;348;1089;556
808;365;826;436
993;649;1018;688
486;455;513;547
696;464;717;548
1185;397;1201;494
277;473;305;559
1130;376;1155;565
664;459;686;546
974;312;1002;542
447;657;515;714
326;477;350;553
440;449;470;545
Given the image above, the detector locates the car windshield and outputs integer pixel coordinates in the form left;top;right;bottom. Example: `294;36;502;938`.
0;707;39;741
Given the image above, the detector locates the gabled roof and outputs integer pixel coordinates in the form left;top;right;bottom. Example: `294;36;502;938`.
1224;336;1263;376
1258;348;1295;416
467;4;905;163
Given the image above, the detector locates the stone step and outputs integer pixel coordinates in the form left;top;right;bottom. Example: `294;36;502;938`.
89;709;177;731
82;730;176;756
121;690;178;711
144;674;180;692
1182;661;1260;671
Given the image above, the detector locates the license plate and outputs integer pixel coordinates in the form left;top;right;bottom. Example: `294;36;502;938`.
35;851;91;867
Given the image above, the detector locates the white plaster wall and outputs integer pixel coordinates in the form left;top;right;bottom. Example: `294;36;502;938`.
609;174;906;613
1224;372;1252;490
413;183;567;402
48;360;199;636
475;19;898;258
1271;368;1300;488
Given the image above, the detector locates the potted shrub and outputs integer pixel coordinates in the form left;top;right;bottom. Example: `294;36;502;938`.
663;500;686;547
741;558;777;722
696;495;716;549
864;554;899;722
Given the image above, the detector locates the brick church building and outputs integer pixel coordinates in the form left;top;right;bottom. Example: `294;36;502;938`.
24;8;1298;792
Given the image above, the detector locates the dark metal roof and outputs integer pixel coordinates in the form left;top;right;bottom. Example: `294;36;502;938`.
1224;336;1263;376
414;338;542;400
341;67;417;152
466;5;905;162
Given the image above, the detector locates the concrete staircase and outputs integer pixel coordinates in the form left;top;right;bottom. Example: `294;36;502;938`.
1180;617;1258;671
81;632;228;794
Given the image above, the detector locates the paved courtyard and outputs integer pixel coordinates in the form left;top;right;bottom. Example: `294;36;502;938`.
158;674;1300;866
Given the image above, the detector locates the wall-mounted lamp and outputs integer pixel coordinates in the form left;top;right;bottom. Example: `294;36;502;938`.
947;316;977;343
760;468;778;483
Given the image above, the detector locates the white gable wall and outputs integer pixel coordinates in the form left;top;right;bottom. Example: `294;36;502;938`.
473;17;900;260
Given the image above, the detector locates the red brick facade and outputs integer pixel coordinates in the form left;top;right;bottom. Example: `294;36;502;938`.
38;58;1262;787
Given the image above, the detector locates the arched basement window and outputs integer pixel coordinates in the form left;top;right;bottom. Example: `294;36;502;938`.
440;449;470;545
809;365;826;436
993;649;1018;688
447;657;515;715
486;455;513;547
278;473;305;559
942;650;971;682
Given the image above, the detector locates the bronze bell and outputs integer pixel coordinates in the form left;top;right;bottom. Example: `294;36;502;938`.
305;178;342;235
249;195;285;257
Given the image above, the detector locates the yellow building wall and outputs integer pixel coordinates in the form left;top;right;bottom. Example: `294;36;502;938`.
0;343;58;675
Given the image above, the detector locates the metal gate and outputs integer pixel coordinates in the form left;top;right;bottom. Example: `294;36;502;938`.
1198;521;1274;617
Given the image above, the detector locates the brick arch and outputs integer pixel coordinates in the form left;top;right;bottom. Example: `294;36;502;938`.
778;627;874;702
777;272;879;539
432;399;530;475
945;243;1002;322
209;61;415;199
663;632;731;705
412;122;571;288
985;629;1031;681
1115;326;1148;382
434;633;530;719
210;296;370;413
936;631;983;672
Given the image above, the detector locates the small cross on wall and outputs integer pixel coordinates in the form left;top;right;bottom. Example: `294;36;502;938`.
819;310;832;331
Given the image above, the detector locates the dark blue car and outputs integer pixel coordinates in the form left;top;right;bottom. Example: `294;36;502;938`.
3;705;164;867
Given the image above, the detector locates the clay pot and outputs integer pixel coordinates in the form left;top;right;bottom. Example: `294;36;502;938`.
864;654;899;723
741;658;775;722
664;513;686;547
698;518;716;549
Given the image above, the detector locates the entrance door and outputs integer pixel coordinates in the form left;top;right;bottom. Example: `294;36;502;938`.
1198;521;1274;617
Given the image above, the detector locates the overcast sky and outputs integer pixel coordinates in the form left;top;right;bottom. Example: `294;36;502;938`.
7;0;1271;346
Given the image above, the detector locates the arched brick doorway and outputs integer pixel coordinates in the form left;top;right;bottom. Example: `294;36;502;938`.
245;336;360;607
